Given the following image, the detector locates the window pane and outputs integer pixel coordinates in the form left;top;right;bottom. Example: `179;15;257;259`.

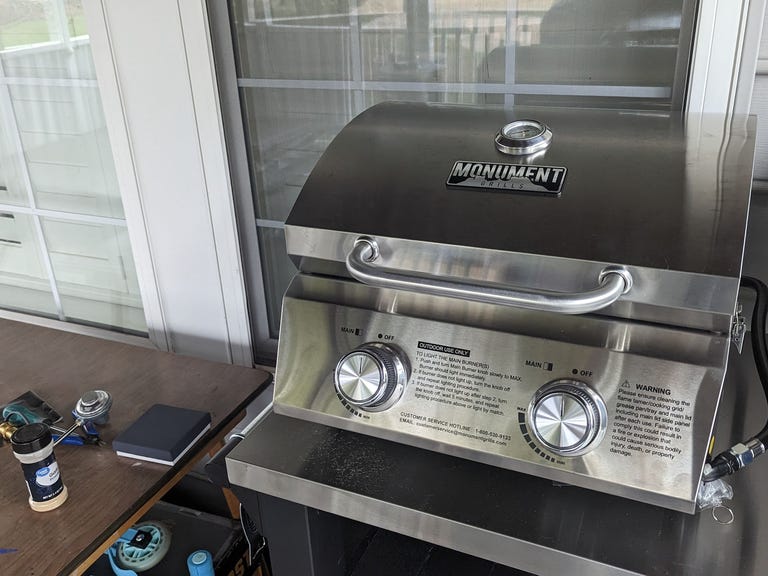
0;1;146;335
0;40;96;80
514;0;683;89
0;2;56;48
0;211;56;316
232;0;354;81
0;2;97;80
10;84;122;218
42;218;145;333
241;87;352;221
221;0;694;351
0;125;28;206
257;225;296;338
361;1;508;84
66;0;87;39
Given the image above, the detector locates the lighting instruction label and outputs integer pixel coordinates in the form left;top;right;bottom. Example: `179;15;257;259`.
608;380;693;461
398;341;523;447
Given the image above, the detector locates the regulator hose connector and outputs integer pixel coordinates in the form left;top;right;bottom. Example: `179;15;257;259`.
703;438;766;482
703;276;768;484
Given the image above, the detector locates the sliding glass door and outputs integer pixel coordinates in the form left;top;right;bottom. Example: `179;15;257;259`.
0;0;145;334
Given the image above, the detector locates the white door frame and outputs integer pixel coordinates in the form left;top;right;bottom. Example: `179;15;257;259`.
687;0;766;115
83;0;253;365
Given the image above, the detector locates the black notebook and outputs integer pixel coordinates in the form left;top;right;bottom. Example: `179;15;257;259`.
113;404;211;465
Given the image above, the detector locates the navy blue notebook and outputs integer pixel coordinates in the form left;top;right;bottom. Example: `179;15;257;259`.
112;404;211;465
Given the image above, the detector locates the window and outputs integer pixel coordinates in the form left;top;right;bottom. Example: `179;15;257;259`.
0;0;144;334
213;0;696;358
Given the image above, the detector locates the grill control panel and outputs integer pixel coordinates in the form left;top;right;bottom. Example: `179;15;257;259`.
333;347;608;458
275;284;729;513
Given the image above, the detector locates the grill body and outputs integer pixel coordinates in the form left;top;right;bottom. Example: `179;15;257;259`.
273;102;757;513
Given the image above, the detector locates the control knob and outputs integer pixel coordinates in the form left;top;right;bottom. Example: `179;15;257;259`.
527;380;607;456
334;343;409;412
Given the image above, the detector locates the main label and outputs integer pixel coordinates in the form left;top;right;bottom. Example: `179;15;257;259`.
446;160;567;194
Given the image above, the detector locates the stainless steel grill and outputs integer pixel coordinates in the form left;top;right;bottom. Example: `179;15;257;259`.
272;102;757;513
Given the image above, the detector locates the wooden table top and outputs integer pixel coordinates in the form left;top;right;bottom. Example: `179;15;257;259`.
0;318;271;576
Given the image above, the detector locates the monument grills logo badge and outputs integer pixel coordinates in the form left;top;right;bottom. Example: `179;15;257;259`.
446;161;567;195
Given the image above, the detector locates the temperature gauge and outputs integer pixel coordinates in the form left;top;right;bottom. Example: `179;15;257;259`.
495;119;552;155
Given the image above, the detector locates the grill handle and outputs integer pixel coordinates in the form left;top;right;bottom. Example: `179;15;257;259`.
346;237;633;315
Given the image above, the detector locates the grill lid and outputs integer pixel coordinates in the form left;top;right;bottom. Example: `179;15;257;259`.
285;102;756;331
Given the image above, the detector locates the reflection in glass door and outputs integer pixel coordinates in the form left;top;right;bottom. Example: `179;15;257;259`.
213;0;696;357
0;0;145;334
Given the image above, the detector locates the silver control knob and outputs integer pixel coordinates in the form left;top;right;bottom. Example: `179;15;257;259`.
527;380;606;456
334;343;409;412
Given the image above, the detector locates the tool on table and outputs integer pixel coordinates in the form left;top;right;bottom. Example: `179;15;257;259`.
52;390;113;448
51;431;102;446
3;423;96;447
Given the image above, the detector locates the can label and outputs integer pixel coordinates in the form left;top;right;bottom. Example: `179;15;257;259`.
22;454;64;502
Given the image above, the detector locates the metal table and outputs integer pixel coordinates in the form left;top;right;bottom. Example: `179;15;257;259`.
227;340;768;576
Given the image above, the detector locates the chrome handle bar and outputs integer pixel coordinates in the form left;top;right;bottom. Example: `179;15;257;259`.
346;237;632;315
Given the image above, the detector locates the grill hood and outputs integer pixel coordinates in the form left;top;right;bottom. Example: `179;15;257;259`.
285;102;756;332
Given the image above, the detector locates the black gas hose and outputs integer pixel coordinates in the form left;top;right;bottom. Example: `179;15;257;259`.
703;276;768;482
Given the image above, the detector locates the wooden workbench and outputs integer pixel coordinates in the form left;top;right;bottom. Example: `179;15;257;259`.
0;318;271;576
